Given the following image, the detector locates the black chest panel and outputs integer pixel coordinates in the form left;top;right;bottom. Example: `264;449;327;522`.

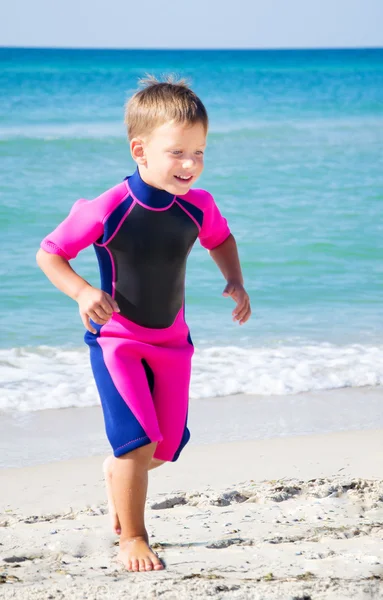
108;202;199;328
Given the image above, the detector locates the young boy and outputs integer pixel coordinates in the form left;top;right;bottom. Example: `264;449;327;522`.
37;76;251;573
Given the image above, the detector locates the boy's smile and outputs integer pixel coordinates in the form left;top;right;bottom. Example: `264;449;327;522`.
130;121;207;196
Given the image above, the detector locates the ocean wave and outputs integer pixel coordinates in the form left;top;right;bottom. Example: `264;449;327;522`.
1;115;381;142
0;342;382;412
0;122;124;141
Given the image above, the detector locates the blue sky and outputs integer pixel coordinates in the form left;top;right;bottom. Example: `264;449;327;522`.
1;0;382;49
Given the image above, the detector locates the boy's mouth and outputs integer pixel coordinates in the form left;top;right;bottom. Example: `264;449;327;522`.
174;175;193;183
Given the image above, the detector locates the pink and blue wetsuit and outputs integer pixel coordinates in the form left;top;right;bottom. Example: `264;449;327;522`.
41;169;230;462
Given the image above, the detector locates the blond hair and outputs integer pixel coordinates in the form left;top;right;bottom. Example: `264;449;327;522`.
124;75;208;140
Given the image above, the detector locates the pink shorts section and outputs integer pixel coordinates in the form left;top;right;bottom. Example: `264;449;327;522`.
93;307;194;462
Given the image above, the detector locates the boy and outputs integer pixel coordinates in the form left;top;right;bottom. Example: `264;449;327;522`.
37;76;251;573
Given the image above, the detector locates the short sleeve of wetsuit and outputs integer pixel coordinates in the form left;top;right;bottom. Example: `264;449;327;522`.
40;183;127;260
40;199;104;260
198;191;231;250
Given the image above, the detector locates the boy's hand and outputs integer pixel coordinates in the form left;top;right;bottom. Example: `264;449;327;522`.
222;281;251;325
76;286;120;333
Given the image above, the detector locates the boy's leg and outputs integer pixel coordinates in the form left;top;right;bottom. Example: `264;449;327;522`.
103;455;165;535
111;442;164;572
149;458;166;470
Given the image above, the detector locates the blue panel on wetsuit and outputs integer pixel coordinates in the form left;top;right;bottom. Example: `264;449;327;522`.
101;195;135;244
172;423;191;462
176;197;204;228
84;330;152;457
94;245;113;297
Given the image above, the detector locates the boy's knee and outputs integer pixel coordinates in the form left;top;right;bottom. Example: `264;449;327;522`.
150;458;166;470
118;442;157;466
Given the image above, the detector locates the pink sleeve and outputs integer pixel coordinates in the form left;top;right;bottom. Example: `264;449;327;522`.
40;199;104;260
198;191;231;250
40;182;127;260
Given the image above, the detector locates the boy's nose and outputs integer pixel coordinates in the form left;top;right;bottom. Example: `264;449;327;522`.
182;157;195;169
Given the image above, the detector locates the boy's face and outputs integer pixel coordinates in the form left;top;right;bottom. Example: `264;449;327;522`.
131;121;207;196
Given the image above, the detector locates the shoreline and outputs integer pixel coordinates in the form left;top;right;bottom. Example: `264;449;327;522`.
1;386;383;469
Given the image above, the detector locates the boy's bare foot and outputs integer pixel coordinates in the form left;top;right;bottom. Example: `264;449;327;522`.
118;535;164;572
103;456;121;535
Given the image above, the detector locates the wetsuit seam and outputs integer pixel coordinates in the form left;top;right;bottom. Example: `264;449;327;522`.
174;200;202;231
104;246;116;298
101;190;131;225
95;199;136;247
125;180;176;211
115;435;150;452
41;240;72;261
93;190;131;247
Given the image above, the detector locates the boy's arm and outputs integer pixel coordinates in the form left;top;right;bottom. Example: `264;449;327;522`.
37;186;126;332
36;249;119;333
209;234;251;325
37;249;92;301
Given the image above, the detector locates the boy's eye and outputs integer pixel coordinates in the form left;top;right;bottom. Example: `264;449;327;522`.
170;150;204;156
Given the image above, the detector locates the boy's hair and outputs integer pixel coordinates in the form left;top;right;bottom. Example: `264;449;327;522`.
124;75;208;140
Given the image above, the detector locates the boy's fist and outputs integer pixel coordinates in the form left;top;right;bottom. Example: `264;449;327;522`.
76;286;120;333
223;281;251;325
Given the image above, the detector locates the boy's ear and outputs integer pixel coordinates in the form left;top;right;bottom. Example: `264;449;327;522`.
130;138;146;165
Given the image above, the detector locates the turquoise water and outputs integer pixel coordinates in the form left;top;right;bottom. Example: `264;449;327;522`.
1;48;383;409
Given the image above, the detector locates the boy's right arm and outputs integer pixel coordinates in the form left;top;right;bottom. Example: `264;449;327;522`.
36;187;125;333
36;249;119;334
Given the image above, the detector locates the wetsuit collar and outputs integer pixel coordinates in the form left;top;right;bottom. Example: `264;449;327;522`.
126;168;175;209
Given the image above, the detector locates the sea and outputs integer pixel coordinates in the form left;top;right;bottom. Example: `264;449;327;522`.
1;47;383;421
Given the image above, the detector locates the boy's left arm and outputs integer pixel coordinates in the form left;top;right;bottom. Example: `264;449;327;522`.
209;234;251;325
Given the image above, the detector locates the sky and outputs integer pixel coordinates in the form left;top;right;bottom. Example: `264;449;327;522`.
1;0;382;49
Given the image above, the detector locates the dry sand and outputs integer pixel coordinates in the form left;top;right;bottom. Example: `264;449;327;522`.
1;428;383;599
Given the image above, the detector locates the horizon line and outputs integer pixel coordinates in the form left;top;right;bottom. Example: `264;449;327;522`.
1;45;382;52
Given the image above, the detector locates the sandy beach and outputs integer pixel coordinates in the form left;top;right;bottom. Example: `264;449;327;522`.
1;426;382;599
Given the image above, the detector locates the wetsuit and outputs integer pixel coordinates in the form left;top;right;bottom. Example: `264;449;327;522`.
41;169;230;461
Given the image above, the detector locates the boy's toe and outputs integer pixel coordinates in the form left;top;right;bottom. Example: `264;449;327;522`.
131;558;139;571
153;559;164;570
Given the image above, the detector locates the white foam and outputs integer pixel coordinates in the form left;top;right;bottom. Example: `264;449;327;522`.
3;115;381;141
191;343;383;398
0;343;382;412
0;121;124;141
